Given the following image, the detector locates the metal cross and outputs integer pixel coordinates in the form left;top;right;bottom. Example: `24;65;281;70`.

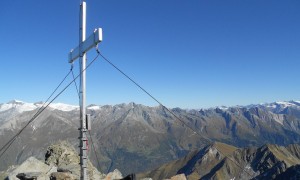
68;1;102;179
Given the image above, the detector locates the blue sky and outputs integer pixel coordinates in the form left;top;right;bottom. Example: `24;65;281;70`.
0;0;299;109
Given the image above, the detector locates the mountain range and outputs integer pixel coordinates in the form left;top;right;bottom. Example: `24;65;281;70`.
1;100;300;176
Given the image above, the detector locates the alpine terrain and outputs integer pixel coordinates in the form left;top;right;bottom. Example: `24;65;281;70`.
138;142;300;179
1;100;300;177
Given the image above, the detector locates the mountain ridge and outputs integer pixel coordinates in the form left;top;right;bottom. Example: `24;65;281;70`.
2;99;300;175
138;143;300;180
2;99;300;113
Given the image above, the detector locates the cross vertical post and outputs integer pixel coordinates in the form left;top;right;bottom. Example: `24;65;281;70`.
68;1;102;179
79;1;87;179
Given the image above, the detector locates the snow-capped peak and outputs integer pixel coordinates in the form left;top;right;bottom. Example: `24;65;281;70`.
251;100;300;112
0;100;37;113
0;100;79;113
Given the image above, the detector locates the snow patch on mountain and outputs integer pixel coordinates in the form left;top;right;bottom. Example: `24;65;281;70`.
275;101;296;108
266;104;277;109
48;103;78;111
216;106;229;110
87;105;101;110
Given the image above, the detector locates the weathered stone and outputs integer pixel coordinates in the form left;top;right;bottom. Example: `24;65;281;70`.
169;174;187;180
6;157;56;180
44;141;105;179
16;172;40;180
57;168;72;173
50;172;77;180
104;169;123;180
45;141;80;167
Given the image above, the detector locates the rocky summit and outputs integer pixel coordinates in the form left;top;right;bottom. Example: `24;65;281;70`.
0;141;106;180
1;100;300;176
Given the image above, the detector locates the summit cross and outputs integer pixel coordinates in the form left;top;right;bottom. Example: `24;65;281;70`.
68;1;102;179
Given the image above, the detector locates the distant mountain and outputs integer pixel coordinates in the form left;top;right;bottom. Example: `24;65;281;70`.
138;142;300;180
1;100;300;176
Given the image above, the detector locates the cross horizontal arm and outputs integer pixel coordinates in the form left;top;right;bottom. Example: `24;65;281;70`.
69;28;102;63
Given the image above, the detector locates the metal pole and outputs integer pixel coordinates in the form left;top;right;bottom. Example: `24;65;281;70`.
79;1;88;179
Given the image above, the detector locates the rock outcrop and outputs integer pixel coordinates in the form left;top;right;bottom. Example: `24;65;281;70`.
5;157;56;180
44;141;105;179
2;141;116;180
103;169;123;180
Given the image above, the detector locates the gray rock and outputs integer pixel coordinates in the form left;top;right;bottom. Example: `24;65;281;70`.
16;172;40;179
103;169;123;180
50;172;77;180
44;141;105;179
6;157;56;180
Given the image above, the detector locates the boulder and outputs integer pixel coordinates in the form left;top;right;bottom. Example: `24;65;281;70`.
45;141;105;179
104;169;123;180
50;172;77;180
16;172;40;179
6;157;56;180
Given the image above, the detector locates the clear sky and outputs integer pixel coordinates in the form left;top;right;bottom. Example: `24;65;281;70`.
0;0;299;109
